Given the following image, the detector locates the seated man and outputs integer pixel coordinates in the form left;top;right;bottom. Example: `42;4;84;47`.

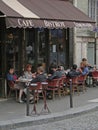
80;58;90;76
58;65;66;76
48;64;62;81
31;66;47;83
7;67;25;103
67;64;81;78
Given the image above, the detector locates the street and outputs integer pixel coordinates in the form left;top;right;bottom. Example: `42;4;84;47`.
16;109;98;130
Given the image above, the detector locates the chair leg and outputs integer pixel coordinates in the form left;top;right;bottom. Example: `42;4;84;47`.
53;90;55;100
58;89;61;98
77;86;80;96
16;90;18;101
8;89;11;98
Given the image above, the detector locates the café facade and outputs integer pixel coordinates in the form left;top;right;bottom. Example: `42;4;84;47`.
0;0;95;97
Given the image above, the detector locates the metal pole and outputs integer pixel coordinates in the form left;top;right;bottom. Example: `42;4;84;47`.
26;86;30;116
69;79;73;108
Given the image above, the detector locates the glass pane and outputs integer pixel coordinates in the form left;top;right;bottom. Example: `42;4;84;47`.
26;29;35;65
49;29;65;66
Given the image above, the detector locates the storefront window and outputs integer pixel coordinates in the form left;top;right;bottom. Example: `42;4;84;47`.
37;29;46;66
26;29;35;65
49;29;65;66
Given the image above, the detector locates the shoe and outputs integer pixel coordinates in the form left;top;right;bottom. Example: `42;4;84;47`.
19;100;24;103
30;99;34;104
30;99;37;104
29;96;33;100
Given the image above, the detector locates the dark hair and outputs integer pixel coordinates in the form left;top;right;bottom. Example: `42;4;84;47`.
82;58;87;61
72;64;77;70
8;67;14;71
25;64;32;71
52;64;57;69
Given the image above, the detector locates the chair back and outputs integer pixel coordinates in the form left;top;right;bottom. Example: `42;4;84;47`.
92;71;98;79
29;82;42;90
78;75;85;81
59;76;66;86
72;77;78;84
48;78;61;87
77;75;86;84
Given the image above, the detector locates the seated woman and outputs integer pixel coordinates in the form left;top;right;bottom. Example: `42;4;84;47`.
23;64;35;79
7;67;25;103
22;64;35;102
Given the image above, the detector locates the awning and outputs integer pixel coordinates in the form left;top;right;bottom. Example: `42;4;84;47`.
0;0;95;29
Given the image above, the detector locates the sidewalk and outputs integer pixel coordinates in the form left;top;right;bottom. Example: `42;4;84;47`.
0;87;98;130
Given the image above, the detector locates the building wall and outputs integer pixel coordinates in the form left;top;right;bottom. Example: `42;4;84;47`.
77;0;88;15
73;0;95;66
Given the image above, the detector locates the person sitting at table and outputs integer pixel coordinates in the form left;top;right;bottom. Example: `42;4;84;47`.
48;64;62;81
80;58;89;76
31;66;47;83
29;66;47;103
58;65;66;76
66;64;81;78
7;67;25;103
22;64;36;102
23;64;36;79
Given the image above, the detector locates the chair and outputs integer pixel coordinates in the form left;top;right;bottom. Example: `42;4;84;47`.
7;80;18;100
71;77;79;95
40;82;51;114
29;82;42;115
47;78;61;99
29;82;42;102
77;75;87;93
59;76;67;96
92;71;98;87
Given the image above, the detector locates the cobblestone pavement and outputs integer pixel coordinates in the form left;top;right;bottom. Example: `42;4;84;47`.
16;110;98;130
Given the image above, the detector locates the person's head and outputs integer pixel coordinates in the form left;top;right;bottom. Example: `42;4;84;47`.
52;64;57;72
58;65;64;70
82;58;87;62
37;66;44;74
72;64;77;70
81;58;88;67
25;64;32;72
9;67;14;74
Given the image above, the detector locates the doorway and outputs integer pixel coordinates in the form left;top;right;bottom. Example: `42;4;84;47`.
49;29;68;67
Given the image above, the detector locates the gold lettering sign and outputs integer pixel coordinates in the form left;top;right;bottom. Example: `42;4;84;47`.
44;20;65;28
18;19;34;27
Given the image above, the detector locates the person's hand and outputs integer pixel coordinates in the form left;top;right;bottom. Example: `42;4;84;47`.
32;73;36;78
15;79;19;82
77;68;82;73
48;74;51;77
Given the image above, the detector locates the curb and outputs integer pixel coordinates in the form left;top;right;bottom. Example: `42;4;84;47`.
0;103;98;130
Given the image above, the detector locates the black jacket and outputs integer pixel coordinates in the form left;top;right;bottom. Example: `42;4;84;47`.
48;70;62;80
31;73;47;83
67;70;81;78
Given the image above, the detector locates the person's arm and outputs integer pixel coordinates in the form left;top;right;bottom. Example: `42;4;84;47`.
48;72;57;80
31;76;39;83
82;67;89;75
